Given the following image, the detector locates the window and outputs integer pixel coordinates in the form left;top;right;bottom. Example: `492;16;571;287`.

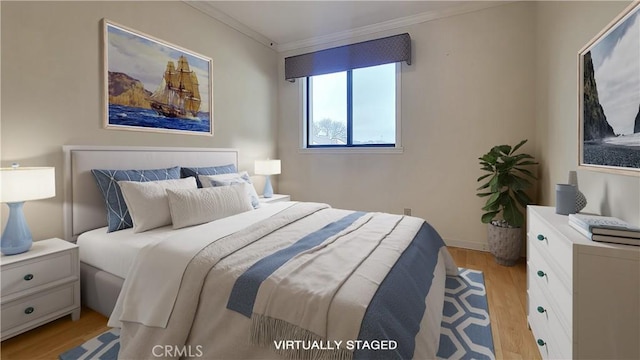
305;63;400;149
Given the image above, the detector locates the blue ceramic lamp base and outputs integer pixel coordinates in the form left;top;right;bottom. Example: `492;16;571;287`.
263;175;274;198
1;202;33;255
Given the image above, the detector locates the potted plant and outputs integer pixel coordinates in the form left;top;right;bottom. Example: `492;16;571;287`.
476;139;537;266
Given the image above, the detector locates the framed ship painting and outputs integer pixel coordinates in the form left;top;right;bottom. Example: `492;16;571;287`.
103;19;213;136
578;1;640;176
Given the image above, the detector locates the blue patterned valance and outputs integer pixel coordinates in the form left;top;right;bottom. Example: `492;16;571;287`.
284;33;411;81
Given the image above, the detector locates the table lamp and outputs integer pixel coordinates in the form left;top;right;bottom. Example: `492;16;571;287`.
254;160;281;198
1;165;56;255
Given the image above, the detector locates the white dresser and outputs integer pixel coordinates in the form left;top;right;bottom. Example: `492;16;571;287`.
1;238;81;340
527;206;640;359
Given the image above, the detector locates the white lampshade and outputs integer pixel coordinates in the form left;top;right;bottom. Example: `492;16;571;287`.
255;160;281;176
0;167;56;203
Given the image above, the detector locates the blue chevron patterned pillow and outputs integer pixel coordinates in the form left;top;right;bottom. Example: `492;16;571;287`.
91;166;181;232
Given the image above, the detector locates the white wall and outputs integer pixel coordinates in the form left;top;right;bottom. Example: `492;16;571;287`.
1;1;279;241
535;0;640;225
3;1;637;247
278;2;537;250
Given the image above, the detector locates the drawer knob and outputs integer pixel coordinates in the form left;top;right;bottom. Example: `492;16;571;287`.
537;234;546;241
537;339;546;347
537;306;547;314
23;274;34;281
536;270;547;278
24;307;34;315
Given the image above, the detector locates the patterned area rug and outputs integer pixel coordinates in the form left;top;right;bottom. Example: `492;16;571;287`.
60;268;493;360
59;328;120;360
437;268;495;360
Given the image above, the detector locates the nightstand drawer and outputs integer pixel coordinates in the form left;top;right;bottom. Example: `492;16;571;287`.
1;283;76;332
1;251;75;297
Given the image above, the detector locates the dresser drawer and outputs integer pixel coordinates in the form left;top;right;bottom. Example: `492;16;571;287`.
528;211;572;279
528;304;572;360
1;250;75;297
528;279;572;351
528;244;572;328
1;283;76;332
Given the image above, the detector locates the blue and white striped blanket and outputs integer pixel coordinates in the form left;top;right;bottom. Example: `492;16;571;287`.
112;202;457;360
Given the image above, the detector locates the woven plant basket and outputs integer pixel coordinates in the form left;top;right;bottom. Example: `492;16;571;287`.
487;223;523;266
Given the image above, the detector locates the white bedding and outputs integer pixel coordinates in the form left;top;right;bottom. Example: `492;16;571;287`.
78;202;296;280
77;226;175;279
109;202;298;328
110;202;458;360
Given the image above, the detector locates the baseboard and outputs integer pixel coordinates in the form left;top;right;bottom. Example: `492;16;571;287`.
444;238;489;252
444;237;528;259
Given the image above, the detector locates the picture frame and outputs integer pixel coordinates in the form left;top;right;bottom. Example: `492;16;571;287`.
578;1;640;176
103;19;213;136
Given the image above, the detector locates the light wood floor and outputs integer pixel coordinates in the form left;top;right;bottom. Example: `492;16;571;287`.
447;247;540;360
1;247;540;360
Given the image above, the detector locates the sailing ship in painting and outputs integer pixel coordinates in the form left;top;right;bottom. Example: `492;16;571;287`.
106;20;211;134
150;55;202;120
107;53;211;134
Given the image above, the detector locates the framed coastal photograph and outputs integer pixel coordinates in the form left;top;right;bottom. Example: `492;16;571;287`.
578;2;640;176
103;19;213;136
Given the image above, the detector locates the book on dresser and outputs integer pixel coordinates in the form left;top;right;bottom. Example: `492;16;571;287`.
568;213;640;246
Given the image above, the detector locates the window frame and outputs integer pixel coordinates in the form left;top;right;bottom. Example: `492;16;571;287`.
299;63;403;153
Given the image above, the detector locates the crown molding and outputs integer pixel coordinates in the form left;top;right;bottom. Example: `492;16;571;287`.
276;1;509;53
185;1;510;54
184;0;277;50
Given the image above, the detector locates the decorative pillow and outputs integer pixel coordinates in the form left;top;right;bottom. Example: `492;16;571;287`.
91;166;181;232
118;177;197;233
166;184;254;229
199;171;260;209
181;164;237;188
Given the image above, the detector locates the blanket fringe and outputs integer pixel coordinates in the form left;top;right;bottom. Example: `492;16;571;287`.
251;314;353;360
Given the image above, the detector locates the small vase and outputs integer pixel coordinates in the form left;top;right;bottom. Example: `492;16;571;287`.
568;171;587;212
556;184;576;215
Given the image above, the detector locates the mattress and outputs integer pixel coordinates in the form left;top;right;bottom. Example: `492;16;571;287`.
77;226;176;279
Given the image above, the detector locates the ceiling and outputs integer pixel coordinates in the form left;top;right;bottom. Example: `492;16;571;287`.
186;1;503;52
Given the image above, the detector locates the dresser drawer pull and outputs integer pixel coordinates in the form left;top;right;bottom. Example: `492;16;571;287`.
24;306;35;315
23;274;34;281
536;270;547;278
537;234;547;241
536;306;547;314
537;339;546;347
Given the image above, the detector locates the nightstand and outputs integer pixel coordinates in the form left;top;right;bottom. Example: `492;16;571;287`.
259;194;291;204
1;238;80;341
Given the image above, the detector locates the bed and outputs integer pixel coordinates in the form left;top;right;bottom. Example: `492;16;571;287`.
63;145;457;360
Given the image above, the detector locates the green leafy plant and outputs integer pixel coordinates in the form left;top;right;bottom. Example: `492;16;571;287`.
476;139;538;227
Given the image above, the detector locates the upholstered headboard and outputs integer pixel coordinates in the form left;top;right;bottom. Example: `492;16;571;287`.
63;145;239;241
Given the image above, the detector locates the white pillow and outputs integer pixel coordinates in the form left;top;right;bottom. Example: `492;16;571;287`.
166;183;254;229
198;171;250;188
118;177;197;233
198;171;260;209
